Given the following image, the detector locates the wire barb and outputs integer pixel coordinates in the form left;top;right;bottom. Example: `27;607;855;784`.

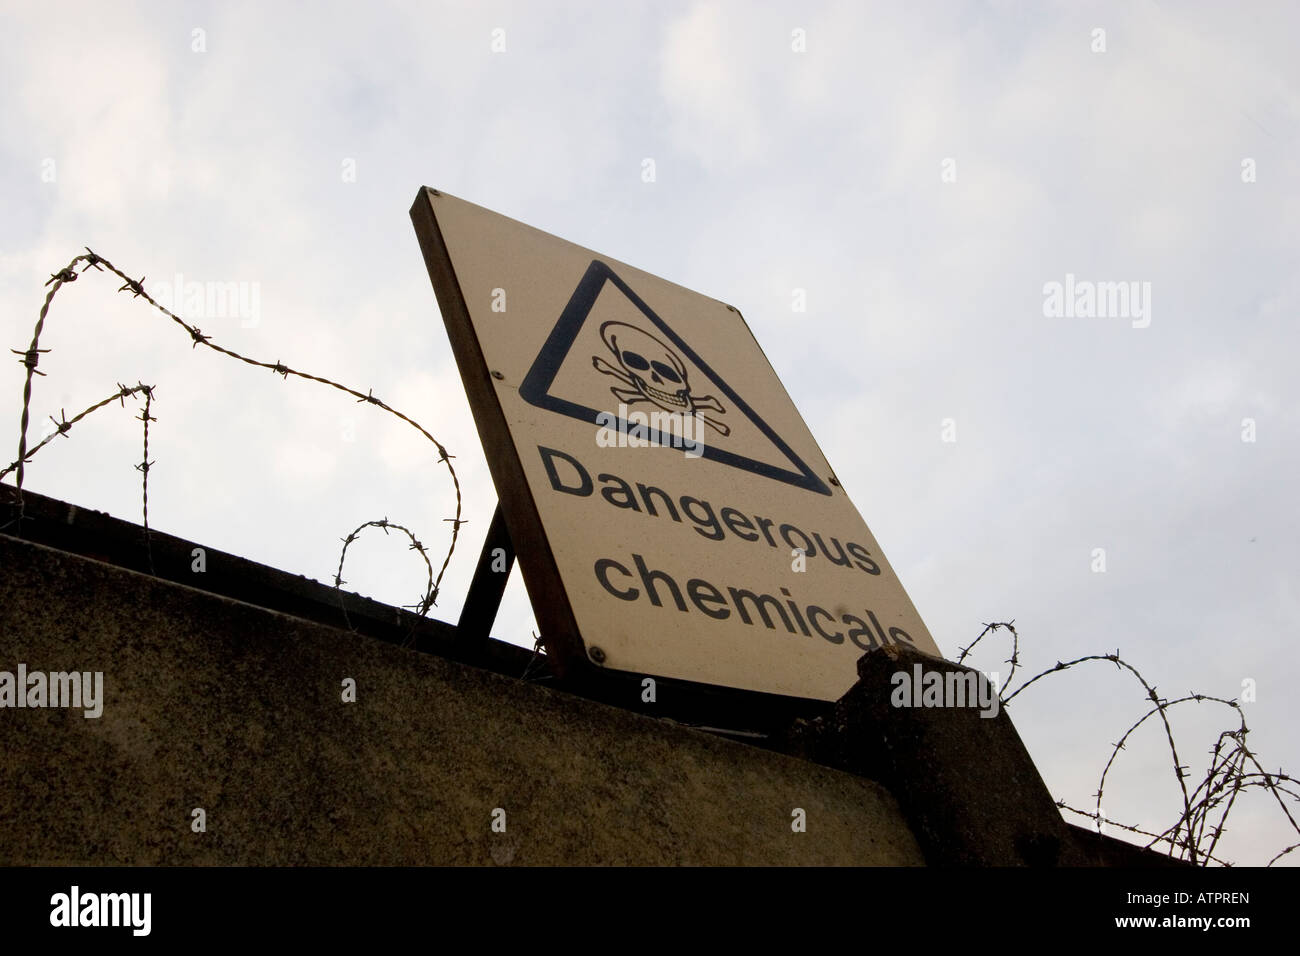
11;348;50;376
959;622;1298;867
7;247;463;630
117;274;146;297
333;518;437;646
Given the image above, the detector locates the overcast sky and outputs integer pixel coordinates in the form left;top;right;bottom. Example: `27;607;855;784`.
2;0;1297;865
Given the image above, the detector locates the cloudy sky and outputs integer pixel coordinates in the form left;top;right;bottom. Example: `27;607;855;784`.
2;0;1296;865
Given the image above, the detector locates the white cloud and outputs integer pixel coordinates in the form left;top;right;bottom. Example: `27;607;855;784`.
2;0;1297;866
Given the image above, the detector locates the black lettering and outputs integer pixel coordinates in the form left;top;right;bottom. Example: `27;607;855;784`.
597;473;640;511
595;558;638;601
780;524;815;558
681;497;724;541
636;484;681;523
811;532;851;568
753;516;779;547
847;542;881;574
866;609;891;646
843;613;879;652
720;507;759;542
633;553;687;611
807;606;844;644
687;578;731;619
779;587;811;636
888;626;915;646
728;587;794;632
539;446;592;497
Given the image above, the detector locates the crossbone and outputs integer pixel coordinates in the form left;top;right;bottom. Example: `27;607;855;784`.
592;356;730;436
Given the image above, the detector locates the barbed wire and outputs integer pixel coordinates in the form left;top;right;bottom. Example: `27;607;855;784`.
1092;690;1244;862
1055;802;1235;867
967;624;1299;866
5;249;464;603
1001;651;1198;858
16;251;1295;866
1192;729;1246;857
0;382;154;486
7;260;82;530
334;518;435;646
956;619;1020;690
1268;841;1300;868
135;385;156;574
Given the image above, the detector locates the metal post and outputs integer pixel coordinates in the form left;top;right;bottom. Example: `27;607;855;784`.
456;503;515;647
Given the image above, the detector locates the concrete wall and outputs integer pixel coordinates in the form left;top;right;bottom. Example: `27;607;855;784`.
0;534;924;865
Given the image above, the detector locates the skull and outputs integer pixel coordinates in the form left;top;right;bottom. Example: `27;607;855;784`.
599;322;690;412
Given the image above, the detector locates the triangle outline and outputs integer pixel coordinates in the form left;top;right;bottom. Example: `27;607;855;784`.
519;259;832;496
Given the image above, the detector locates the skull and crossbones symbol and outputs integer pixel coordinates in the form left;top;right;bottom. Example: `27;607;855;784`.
592;321;730;436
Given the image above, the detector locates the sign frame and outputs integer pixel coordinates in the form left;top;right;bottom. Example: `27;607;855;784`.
411;187;938;724
412;189;589;677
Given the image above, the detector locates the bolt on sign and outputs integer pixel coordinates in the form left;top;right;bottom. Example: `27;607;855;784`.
412;188;943;702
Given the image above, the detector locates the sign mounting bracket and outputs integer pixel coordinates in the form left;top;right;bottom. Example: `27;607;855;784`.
455;502;516;650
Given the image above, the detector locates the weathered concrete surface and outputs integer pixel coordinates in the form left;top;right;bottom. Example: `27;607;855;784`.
0;534;924;865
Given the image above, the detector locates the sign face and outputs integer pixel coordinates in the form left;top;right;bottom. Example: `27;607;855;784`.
412;188;943;702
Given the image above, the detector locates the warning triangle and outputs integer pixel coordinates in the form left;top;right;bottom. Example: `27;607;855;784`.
519;259;831;496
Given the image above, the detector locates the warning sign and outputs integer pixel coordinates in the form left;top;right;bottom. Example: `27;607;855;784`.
520;259;830;495
412;187;943;702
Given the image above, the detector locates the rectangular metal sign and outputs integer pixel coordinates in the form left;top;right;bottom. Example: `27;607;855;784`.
412;187;942;702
